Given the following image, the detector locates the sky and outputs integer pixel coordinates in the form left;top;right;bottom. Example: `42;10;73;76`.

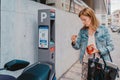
111;0;120;13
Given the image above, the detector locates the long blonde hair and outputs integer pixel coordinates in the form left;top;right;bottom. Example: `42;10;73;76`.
78;7;99;30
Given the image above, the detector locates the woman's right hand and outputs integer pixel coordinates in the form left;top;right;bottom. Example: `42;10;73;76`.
87;44;99;55
71;35;77;44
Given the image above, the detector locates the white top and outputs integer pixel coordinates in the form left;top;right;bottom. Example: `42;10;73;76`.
83;33;100;63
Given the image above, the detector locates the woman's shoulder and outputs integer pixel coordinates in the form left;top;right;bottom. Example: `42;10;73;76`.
99;25;107;29
80;27;87;31
98;25;108;30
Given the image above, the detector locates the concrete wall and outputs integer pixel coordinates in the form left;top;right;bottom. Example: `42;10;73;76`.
0;0;1;64
1;0;82;79
55;10;82;78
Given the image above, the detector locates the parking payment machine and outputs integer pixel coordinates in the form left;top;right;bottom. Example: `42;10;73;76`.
38;9;55;63
38;9;56;80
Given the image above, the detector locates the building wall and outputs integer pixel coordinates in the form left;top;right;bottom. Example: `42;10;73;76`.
55;0;84;14
55;0;70;12
1;0;82;78
82;0;94;9
112;10;120;27
96;14;108;26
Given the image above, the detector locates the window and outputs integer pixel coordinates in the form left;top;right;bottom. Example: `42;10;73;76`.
32;0;46;4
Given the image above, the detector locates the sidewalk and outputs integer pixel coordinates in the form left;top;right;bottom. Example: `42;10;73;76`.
59;61;82;80
59;59;120;80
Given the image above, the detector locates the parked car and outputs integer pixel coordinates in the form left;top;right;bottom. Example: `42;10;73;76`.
111;25;120;32
117;28;120;33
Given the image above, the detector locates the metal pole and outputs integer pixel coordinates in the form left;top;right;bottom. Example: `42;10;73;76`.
69;0;72;12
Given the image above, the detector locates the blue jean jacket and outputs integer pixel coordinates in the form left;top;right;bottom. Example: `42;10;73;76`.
72;25;114;63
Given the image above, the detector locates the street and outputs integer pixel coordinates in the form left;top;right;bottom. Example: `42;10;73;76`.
105;27;120;80
109;27;120;68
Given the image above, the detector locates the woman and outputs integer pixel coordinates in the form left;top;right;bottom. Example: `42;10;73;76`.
71;7;114;80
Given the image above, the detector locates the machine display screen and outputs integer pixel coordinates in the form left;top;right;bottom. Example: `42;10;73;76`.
39;25;49;48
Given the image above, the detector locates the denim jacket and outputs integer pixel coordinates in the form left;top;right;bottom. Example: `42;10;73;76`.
72;25;114;63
